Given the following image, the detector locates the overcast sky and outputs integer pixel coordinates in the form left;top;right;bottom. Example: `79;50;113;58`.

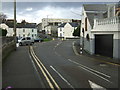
1;2;116;24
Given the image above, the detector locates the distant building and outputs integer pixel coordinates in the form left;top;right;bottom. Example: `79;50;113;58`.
17;22;37;39
80;3;120;59
58;22;79;38
3;19;37;39
42;18;72;36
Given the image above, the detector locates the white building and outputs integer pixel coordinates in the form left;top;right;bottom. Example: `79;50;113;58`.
58;22;78;38
80;3;120;59
42;18;72;36
16;23;37;39
4;20;37;39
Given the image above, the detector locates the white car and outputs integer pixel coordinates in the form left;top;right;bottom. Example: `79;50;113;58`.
18;37;34;46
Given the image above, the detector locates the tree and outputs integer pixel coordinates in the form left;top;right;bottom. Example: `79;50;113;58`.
73;25;81;37
0;13;7;24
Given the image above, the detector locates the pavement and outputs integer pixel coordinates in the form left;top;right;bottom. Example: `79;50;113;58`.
73;41;120;66
2;46;43;89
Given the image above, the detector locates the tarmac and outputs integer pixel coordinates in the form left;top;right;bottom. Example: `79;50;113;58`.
73;41;120;66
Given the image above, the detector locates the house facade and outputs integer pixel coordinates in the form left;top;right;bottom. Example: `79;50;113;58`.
58;22;78;38
80;3;120;59
4;19;37;39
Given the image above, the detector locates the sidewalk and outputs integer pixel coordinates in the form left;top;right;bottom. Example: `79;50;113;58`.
74;41;120;65
2;46;43;88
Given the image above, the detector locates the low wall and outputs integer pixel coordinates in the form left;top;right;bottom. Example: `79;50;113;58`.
0;36;16;61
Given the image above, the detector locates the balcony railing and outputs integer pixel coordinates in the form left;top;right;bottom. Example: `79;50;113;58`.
92;16;120;32
95;16;120;25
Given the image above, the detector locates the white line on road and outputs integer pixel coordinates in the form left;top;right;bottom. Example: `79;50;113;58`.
55;52;61;57
68;59;112;83
88;80;106;90
50;66;75;89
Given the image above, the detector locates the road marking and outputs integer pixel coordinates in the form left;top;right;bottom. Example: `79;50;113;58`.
88;80;106;90
55;51;61;56
68;59;110;78
30;46;60;89
50;66;75;89
68;59;112;83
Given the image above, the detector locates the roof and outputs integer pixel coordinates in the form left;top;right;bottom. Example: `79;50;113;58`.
83;4;108;27
58;23;66;28
58;22;79;28
83;4;107;11
69;22;78;27
17;23;36;28
6;22;36;28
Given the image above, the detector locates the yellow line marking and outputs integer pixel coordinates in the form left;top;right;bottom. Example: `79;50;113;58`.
30;46;60;89
30;47;54;89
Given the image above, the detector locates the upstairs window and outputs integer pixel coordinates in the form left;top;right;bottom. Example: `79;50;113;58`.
23;29;25;32
32;29;34;32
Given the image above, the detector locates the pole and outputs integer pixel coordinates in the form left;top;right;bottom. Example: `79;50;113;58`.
47;15;48;34
14;0;16;37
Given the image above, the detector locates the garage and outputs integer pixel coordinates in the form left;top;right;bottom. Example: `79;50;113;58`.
95;34;113;58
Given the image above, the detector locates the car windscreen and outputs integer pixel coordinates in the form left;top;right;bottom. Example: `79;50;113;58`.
26;37;31;40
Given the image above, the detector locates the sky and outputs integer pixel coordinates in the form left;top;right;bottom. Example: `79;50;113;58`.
1;2;117;24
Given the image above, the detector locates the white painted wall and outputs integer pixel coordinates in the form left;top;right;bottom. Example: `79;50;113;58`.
58;27;64;37
17;28;37;39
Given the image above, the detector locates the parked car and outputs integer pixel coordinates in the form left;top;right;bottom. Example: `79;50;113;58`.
18;37;34;46
34;37;43;42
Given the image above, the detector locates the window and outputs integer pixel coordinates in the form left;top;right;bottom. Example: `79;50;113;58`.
60;28;62;31
22;38;25;40
85;17;87;31
23;29;25;32
26;37;31;40
32;29;34;32
32;34;34;37
23;34;25;37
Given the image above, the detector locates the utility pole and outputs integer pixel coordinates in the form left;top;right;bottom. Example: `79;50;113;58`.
14;0;16;37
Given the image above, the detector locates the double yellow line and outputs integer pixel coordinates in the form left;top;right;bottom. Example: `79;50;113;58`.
29;46;60;90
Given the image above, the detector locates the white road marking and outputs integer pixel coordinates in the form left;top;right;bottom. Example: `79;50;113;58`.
50;66;75;89
68;59;112;83
55;52;61;56
88;80;106;90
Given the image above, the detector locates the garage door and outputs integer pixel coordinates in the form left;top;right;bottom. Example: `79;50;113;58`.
95;34;113;58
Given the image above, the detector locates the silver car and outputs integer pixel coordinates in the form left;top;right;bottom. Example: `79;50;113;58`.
18;37;34;46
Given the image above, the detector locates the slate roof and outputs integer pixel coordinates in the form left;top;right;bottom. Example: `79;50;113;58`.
69;22;78;27
6;22;36;28
58;22;78;28
58;23;66;27
17;23;36;28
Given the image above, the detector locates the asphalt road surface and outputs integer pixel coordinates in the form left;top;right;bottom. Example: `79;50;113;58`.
31;39;119;89
3;39;119;89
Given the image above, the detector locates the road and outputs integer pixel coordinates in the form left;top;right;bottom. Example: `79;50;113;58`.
30;39;119;89
2;39;119;89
